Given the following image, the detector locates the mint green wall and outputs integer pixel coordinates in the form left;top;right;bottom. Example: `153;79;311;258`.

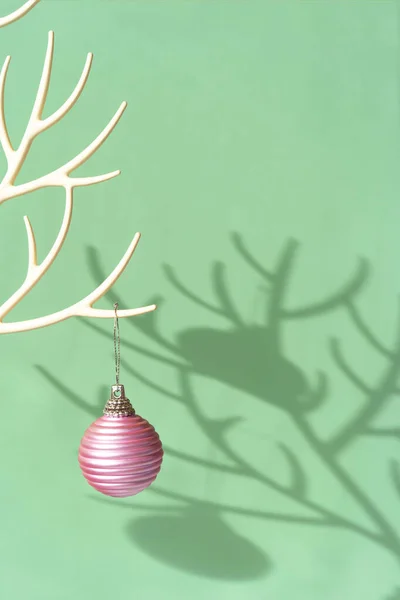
1;1;399;598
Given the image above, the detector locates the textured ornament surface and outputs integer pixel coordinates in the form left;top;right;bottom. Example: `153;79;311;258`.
78;414;163;497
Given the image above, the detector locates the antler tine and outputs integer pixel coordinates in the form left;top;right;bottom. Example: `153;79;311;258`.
30;30;94;132
76;234;157;320
0;187;73;321
0;0;40;28
0;31;101;194
23;214;38;274
64;101;126;178
76;233;142;315
0;55;12;158
30;30;55;124
40;52;93;131
0;300;157;335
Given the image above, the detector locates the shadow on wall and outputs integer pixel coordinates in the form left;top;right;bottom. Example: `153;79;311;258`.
125;504;270;580
37;233;400;589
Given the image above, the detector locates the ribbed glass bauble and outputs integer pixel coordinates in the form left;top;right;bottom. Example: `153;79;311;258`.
78;385;163;498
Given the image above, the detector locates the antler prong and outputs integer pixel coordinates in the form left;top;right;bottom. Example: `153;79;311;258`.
40;52;93;131
62;101;127;176
76;232;142;312
0;55;12;158
30;30;54;123
23;215;38;274
68;169;121;188
0;0;40;28
0;187;73;321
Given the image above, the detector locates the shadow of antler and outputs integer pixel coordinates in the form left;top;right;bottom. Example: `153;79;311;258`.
384;586;400;600
85;237;368;415
38;234;400;581
327;301;400;454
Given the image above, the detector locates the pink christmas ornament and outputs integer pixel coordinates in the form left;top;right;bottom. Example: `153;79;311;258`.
79;384;163;498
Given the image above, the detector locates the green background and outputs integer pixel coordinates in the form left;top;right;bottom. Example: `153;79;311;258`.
1;1;400;598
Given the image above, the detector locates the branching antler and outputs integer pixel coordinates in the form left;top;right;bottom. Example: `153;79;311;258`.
327;300;400;454
0;0;39;28
0;32;122;202
0;31;156;333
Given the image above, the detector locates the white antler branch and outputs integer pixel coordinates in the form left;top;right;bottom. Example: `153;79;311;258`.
0;31;125;201
76;233;144;317
23;214;38;273
0;221;156;334
0;0;39;28
0;189;156;334
0;300;157;334
0;55;12;158
0;187;73;321
0;29;157;334
41;53;93;131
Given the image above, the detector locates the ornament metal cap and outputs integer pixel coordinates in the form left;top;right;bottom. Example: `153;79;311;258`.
103;384;135;417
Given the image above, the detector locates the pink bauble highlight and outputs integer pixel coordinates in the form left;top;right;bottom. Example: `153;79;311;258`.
78;414;163;498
